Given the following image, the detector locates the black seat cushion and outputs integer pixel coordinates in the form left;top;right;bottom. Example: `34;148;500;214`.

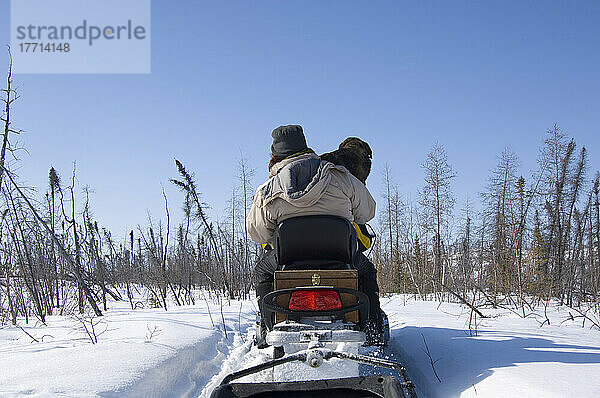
274;215;357;269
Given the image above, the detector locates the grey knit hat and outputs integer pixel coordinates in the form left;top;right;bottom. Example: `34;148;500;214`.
271;125;308;157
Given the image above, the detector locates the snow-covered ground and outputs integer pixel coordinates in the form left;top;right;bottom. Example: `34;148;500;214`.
383;296;600;397
0;294;256;398
1;293;599;397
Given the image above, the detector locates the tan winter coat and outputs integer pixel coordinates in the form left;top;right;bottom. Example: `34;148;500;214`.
247;153;376;244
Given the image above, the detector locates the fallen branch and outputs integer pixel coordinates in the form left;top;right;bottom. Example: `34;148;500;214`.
16;324;53;343
17;324;38;342
566;305;600;330
432;277;487;318
421;333;442;383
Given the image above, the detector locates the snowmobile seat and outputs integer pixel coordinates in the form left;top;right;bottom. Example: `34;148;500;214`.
274;215;358;270
269;216;362;324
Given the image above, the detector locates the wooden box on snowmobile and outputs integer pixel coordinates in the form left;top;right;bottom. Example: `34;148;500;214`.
273;269;359;323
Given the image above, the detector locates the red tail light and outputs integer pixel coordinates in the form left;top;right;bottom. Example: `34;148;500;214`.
288;290;342;311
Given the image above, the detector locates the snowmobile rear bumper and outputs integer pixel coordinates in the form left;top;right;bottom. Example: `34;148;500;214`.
266;328;366;346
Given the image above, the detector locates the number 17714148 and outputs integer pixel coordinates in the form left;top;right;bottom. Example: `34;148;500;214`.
19;42;71;52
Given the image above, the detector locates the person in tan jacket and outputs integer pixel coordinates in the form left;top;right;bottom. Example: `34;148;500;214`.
248;125;383;342
247;143;376;246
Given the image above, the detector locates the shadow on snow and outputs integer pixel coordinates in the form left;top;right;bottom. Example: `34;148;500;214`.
389;326;600;397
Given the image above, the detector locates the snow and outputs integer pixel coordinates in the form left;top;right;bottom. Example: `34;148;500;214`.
1;293;600;397
383;295;600;397
0;294;256;398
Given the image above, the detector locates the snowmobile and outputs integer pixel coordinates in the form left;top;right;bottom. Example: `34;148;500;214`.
211;216;417;398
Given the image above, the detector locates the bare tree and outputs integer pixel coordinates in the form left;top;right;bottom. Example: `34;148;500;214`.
237;152;255;296
420;143;456;287
0;47;22;190
171;159;232;296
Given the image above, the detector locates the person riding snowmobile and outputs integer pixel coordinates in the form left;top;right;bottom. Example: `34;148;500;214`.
247;125;383;340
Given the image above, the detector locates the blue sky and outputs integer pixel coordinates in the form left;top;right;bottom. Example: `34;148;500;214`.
1;1;599;238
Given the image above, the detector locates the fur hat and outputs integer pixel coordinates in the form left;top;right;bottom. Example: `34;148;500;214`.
271;125;308;158
321;137;372;184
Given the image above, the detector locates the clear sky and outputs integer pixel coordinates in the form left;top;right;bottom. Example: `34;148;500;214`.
1;1;599;239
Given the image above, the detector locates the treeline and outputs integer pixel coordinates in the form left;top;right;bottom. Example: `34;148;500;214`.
0;154;259;324
0;53;259;325
375;125;600;315
1;53;599;327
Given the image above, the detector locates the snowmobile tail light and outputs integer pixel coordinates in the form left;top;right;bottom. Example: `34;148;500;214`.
288;290;342;311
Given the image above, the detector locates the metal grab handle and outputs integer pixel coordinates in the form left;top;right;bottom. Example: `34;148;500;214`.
220;352;307;385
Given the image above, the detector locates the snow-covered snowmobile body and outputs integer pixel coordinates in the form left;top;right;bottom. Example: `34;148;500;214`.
212;216;415;397
211;375;406;397
210;347;416;398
